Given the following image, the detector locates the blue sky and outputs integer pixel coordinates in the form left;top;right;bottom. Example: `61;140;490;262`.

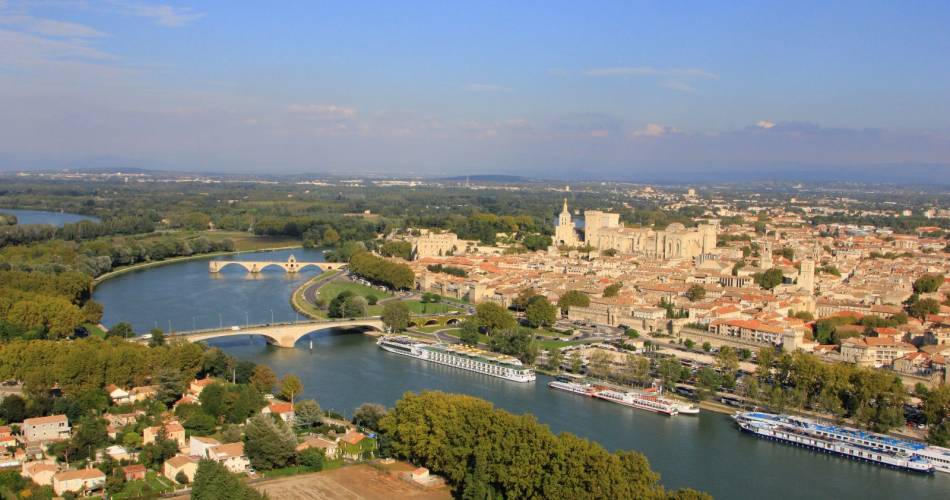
2;1;949;179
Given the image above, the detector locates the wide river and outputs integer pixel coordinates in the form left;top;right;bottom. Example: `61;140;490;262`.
94;247;950;499
1;208;99;226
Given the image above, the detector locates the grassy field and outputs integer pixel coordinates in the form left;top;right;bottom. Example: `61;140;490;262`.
83;322;107;338
200;230;302;251
318;281;392;315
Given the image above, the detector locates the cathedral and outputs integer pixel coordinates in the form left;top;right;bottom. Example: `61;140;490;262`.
555;200;717;260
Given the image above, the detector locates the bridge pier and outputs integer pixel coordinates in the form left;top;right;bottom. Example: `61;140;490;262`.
208;256;344;274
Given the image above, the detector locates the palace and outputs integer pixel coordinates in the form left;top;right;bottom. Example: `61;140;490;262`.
555;200;717;260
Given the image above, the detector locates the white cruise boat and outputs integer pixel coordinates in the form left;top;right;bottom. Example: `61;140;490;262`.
377;335;535;383
592;387;679;416
734;412;935;474
912;445;950;474
673;402;700;415
548;378;594;396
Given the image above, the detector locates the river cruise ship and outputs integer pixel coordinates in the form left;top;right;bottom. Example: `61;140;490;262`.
376;335;535;382
592;387;680;416
734;412;935;474
548;378;595;396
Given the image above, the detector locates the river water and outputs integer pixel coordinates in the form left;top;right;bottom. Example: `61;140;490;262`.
93;248;950;499
1;208;99;226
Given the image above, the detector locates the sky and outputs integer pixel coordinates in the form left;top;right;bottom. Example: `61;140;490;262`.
2;1;950;180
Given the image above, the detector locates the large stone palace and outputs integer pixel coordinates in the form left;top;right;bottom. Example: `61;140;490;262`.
556;200;717;259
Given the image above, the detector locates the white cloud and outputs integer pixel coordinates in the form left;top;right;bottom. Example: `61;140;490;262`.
288;104;357;118
756;120;776;129
0;15;107;38
661;80;695;93
631;123;681;138
586;66;718;80
106;1;204;27
463;83;508;93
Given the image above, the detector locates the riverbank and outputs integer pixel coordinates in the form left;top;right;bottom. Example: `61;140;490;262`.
92;245;303;288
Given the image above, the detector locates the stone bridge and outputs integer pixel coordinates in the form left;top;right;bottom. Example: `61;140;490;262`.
209;255;345;274
162;319;386;348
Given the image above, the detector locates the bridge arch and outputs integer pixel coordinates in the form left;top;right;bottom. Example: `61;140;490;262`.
173;319;385;348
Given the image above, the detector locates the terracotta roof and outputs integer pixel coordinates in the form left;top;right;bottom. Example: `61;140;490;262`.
166;455;199;468
24;415;68;426
54;468;105;481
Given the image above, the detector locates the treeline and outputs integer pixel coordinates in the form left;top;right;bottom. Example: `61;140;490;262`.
811;214;949;234
0;270;99;340
0;236;234;278
0;215;156;247
253;215;388;246
380;391;708;499
405;212;547;245
349;251;414;290
744;349;908;433
426;263;467;277
0;337;205;397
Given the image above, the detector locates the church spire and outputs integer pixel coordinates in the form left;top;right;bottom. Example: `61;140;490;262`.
561;198;569;214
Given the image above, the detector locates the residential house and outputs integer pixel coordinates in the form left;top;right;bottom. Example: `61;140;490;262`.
261;401;295;422
296;436;338;458
189;378;215;396
52;468;106;496
143;421;187;450
123;464;147;481
106;384;130;404
164;454;200;483
21;462;57;486
206;442;249;473
0;425;16;448
189;436;221;458
22;415;70;443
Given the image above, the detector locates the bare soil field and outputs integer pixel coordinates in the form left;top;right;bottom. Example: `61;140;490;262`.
250;463;451;500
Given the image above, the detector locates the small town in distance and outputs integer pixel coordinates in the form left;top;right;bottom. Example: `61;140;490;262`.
1;174;949;499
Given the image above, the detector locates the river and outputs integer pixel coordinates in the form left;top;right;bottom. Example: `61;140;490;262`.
0;208;99;226
93;248;950;499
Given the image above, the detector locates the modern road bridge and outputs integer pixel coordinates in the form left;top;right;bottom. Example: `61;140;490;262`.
160;319;386;348
209;255;345;274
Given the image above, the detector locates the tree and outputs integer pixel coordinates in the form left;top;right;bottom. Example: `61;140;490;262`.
716;346;739;377
488;328;538;364
279;375;303;403
250;365;277;395
192;459;263;500
511;288;538;311
702;342;712;352
156;367;185;407
342;295;367;318
294;399;323;431
381;301;411;332
474;302;516;335
546;348;563;371
352;402;388;431
557;290;590;315
244;414;297;470
234;360;257;384
913;273;944;294
328;290;355;318
175;471;190;485
587;350;612;379
0;394;26;422
623;354;651;386
107;322;134;339
148;327;165;347
908;297;940;320
524;297;556;328
683;339;695;350
297;447;326;471
458;320;480;346
568;350;583;373
753;268;785;290
602;283;622;298
685;285;706;302
184;411;216;435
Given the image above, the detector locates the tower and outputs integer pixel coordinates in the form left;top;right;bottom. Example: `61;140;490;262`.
760;241;773;270
555;198;579;247
799;259;815;295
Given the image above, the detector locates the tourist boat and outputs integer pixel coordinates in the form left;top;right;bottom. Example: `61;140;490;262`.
591;387;679;416
673;402;701;415
547;378;595;396
912;445;950;474
733;412;935;474
376;335;535;382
